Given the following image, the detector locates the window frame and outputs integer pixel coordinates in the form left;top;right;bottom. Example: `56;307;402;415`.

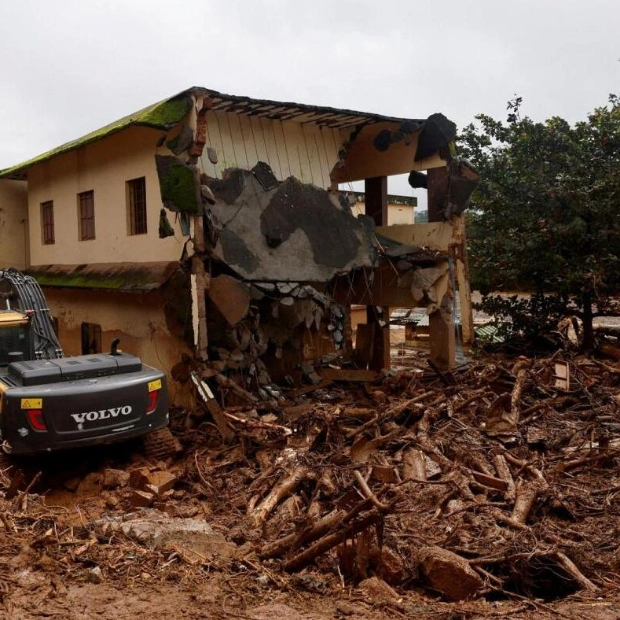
41;200;55;245
78;190;96;241
127;177;147;236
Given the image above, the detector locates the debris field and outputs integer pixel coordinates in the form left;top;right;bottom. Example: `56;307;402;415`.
0;349;619;619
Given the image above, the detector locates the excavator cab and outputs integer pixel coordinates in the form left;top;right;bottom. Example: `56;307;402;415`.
0;310;31;369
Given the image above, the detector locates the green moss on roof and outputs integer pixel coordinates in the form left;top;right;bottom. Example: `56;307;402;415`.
139;95;192;128
26;262;178;291
156;155;200;214
0;93;193;180
33;273;128;289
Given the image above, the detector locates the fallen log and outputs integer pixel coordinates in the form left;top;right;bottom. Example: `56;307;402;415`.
251;466;311;526
190;371;235;441
402;448;427;481
493;454;516;500
259;509;345;560
510;359;530;426
283;511;382;572
353;470;392;512
511;479;544;525
554;552;599;593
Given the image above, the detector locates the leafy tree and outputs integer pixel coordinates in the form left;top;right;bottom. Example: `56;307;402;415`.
459;95;620;351
415;209;429;223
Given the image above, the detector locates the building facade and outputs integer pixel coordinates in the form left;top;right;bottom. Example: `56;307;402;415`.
0;87;477;397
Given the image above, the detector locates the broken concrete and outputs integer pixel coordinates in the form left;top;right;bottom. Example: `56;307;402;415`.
205;167;374;282
98;509;237;563
207;274;250;327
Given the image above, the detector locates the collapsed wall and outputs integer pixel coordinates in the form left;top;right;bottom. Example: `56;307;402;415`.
180;162;448;391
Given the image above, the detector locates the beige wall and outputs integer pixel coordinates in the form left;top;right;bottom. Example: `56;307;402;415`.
0;180;29;270
352;201;415;226
44;287;194;408
27;126;186;267
199;111;343;189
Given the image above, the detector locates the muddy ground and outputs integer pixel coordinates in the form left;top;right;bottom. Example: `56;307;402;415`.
1;341;620;619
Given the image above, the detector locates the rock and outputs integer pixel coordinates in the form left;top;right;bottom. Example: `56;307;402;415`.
358;576;401;603
149;471;177;494
97;509;236;565
105;495;120;510
129;467;151;490
376;546;406;585
88;566;103;584
130;490;155;508
102;468;130;489
129;468;177;496
417;546;483;601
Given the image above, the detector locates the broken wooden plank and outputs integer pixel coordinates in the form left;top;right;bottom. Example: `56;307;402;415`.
320;368;380;383
191;372;235;441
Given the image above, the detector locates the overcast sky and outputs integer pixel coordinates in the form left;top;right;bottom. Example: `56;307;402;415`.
1;0;618;199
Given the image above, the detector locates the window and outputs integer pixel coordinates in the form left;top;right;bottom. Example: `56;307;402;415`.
81;322;101;354
41;201;55;244
78;190;95;240
127;177;147;235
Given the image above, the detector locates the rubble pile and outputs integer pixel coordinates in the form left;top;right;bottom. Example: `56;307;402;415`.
0;352;619;617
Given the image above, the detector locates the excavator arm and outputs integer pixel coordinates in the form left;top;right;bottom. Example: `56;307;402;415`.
0;268;63;360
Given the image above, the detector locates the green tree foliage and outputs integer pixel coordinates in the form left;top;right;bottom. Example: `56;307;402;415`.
459;95;620;350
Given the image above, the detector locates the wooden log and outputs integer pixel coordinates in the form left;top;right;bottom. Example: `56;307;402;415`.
353;470;391;511
317;469;338;498
469;470;509;493
493;454;516;500
341;407;378;421
320;368;380;383
554;552;599;593
283;511;382;572
190;372;235;442
259;509;345;559
509;359;530;427
402;448;427;481
251;466;310;526
211;372;258;404
511;479;542;525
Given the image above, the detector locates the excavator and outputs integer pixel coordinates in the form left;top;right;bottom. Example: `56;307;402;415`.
0;268;170;455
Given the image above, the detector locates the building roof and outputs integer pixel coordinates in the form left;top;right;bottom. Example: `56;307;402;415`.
0;87;425;181
0;93;193;181
26;262;180;292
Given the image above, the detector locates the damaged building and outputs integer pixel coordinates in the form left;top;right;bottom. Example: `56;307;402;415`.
0;87;478;402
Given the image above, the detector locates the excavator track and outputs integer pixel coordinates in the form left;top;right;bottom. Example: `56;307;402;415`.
143;427;182;461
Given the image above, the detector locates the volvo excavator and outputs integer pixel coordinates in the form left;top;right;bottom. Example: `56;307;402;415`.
0;268;172;456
